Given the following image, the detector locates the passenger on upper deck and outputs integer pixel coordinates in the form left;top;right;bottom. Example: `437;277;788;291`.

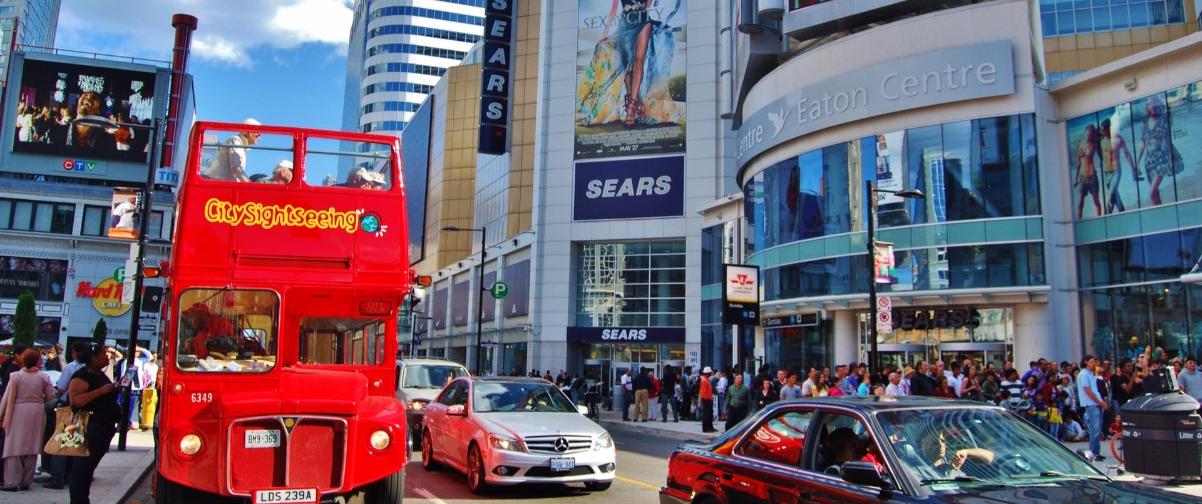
340;167;387;190
204;118;262;182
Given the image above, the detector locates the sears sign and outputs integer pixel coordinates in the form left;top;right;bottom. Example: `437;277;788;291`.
566;326;685;344
479;0;514;155
573;156;684;221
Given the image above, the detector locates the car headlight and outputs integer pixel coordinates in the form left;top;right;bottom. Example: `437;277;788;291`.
593;433;613;451
370;430;391;450
179;434;202;455
409;400;425;410
488;433;527;453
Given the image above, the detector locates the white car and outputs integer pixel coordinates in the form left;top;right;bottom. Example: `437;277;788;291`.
420;377;617;494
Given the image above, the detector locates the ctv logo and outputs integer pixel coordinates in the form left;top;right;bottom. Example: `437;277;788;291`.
63;159;99;172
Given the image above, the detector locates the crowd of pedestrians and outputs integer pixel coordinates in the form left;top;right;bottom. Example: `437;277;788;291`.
0;341;161;503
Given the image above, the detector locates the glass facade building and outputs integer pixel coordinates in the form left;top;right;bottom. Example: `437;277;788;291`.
1072;78;1202;363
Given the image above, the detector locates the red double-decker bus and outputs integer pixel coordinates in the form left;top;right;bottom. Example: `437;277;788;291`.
155;121;410;503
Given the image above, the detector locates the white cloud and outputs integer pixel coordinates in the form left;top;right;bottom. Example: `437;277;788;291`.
57;0;353;67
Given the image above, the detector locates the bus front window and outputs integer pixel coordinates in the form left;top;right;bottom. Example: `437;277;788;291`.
176;288;278;373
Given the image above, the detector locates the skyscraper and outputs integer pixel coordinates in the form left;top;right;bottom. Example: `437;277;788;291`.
0;0;61;83
341;0;484;136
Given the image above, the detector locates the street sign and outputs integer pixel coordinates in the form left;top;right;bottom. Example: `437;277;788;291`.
113;267;125;282
877;296;893;333
489;281;509;300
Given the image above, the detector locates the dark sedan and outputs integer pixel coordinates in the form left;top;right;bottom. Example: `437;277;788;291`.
660;396;1197;504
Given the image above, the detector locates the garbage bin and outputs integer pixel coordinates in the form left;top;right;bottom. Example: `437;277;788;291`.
1119;392;1202;480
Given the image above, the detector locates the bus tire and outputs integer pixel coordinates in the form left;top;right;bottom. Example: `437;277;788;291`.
366;469;405;504
154;473;184;504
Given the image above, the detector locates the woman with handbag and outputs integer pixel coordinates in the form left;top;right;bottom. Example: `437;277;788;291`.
67;343;119;504
0;349;56;491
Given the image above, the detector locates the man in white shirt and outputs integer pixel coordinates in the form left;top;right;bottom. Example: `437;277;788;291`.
947;366;964;397
885;372;904;397
800;369;819;397
715;371;729;420
205;118;262;182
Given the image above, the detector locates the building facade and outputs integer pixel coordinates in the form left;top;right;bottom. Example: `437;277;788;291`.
342;0;485;138
1041;0;1200;82
724;0;1202;373
0;50;195;351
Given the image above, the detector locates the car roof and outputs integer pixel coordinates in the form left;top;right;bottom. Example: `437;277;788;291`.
466;376;552;385
773;395;1003;412
396;358;469;368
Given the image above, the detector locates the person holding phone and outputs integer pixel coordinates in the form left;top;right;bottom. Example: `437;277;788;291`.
67;343;120;504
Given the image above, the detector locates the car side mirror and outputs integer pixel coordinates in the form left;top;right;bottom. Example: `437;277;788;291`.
447;404;466;416
840;461;890;491
578;405;589;415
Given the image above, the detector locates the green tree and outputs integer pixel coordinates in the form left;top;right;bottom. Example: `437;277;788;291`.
13;291;36;346
92;318;109;345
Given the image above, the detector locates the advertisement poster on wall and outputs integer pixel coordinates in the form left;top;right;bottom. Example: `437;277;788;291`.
574;155;684;220
575;0;687;159
13;58;156;163
0;256;67;301
108;187;140;240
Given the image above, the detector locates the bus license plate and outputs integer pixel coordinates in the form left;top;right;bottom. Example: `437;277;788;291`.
550;457;575;472
245;430;281;449
253;488;317;503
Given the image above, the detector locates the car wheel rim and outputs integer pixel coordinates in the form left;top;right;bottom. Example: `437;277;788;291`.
469;449;481;489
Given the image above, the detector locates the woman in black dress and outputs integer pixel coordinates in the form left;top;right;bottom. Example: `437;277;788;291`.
67;342;120;504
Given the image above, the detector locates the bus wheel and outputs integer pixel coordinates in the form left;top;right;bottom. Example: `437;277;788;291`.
366;469;405;504
155;473;184;504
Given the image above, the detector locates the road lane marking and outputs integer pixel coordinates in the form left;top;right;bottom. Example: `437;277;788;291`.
616;475;661;491
414;487;447;504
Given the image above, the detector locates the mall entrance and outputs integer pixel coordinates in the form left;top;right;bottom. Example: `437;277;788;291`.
860;306;1014;369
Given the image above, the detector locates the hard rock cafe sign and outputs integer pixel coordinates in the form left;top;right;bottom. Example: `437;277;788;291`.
76;278;132;317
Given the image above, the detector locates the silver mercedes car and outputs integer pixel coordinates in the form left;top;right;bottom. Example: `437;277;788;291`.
419;376;617;494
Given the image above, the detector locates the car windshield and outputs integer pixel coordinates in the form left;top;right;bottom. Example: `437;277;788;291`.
876;407;1103;488
402;365;466;389
473;382;577;413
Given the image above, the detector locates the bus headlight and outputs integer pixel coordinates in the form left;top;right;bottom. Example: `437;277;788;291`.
179;434;202;455
370;430;391;450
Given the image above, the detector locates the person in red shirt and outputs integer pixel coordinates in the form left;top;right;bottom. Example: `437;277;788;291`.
699;367;716;433
181;304;234;359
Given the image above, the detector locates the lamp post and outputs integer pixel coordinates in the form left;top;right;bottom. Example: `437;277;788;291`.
442;226;487;375
74;115;161;451
864;181;924;375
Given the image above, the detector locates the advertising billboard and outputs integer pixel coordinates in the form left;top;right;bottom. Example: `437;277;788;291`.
13;58;157;163
575;0;686;159
573;155;684;221
501;260;529;317
107;187;140;240
0;256;68;302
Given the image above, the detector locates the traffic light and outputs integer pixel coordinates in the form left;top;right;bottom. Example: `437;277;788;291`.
141;286;164;313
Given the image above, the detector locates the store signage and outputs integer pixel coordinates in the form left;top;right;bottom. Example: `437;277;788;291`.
573;156;684;221
566;326;685;344
737;40;1014;168
762;313;820;328
478;0;514;155
76;278;132;317
62;159;104;174
722;264;760;325
155;168;180;187
895;308;981;331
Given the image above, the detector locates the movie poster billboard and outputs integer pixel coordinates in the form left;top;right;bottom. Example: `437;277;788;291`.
13;58;157;163
575;0;687;159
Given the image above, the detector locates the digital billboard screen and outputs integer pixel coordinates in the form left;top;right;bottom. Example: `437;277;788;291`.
13;58;157;163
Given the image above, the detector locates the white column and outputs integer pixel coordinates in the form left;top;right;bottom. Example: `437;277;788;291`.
1013;303;1055;365
833;310;859;365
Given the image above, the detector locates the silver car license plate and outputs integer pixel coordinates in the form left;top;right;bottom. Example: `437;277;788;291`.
550;457;575;472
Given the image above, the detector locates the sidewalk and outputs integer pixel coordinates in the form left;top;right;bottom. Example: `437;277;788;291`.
598;405;1202;498
0;429;155;504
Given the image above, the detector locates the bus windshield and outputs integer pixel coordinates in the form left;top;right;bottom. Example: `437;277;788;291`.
176;288;278;373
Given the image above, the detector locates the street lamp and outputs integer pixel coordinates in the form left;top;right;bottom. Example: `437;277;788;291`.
442;225;487;375
865;181;924;375
74;114;162;451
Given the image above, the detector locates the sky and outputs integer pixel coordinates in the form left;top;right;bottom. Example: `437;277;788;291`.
56;0;355;130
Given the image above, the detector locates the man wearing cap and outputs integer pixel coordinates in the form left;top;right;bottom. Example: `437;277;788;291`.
699;366;716;433
205;118;262;182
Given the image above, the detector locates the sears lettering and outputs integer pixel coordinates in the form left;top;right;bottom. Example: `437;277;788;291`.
601;329;647;341
584;176;671;199
485;101;505;120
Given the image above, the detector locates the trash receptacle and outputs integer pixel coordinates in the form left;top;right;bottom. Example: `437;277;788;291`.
1120;392;1202;480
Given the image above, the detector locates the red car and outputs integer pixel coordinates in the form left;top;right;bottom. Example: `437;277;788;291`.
661;396;1199;504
